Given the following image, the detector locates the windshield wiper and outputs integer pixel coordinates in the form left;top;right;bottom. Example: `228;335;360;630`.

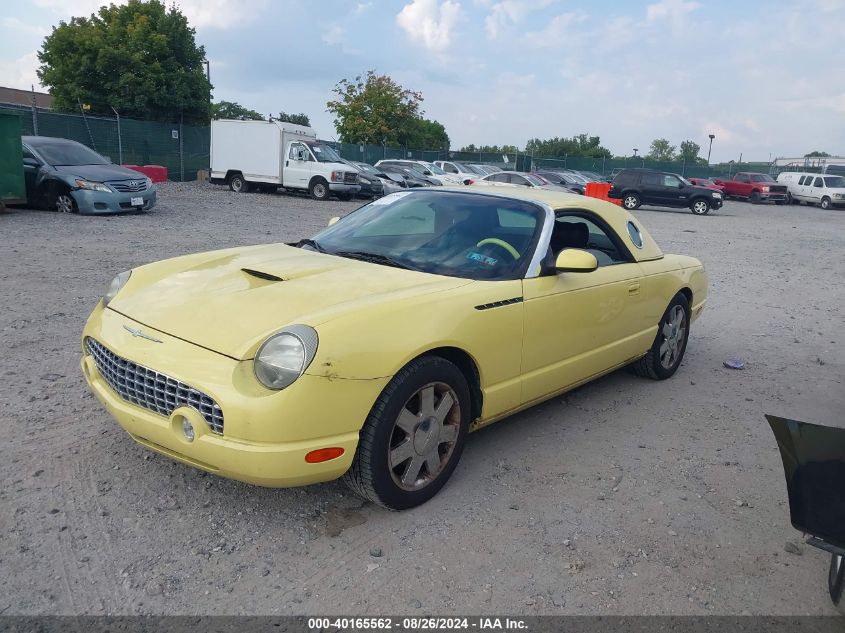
296;238;328;253
334;250;416;270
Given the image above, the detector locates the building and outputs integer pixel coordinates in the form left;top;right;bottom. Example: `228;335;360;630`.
0;86;53;110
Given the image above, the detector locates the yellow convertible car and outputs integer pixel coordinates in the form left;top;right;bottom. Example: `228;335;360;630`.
81;188;707;509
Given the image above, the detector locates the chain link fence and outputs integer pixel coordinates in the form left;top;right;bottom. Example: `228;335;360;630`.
0;104;209;182
3;103;774;181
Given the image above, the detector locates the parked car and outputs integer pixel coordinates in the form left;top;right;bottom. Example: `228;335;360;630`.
606;167;625;182
535;170;587;195
340;160;384;198
608;168;723;215
471;164;503;174
210;120;359;201
82;187;707;509
472;170;574;194
687;177;726;194
776;172;845;209
21;136;156;214
374;160;462;186
433;160;480;182
376;164;433;188
577;170;604;182
713;172;787;204
350;161;408;195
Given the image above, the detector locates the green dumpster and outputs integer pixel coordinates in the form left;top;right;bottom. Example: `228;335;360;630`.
0;111;26;211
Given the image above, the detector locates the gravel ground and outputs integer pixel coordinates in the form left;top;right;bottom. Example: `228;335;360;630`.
1;182;843;616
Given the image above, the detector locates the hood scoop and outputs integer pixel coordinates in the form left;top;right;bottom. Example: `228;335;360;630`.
241;268;285;282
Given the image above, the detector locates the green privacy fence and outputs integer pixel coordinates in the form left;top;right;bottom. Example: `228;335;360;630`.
0;105;209;181
2;103;773;181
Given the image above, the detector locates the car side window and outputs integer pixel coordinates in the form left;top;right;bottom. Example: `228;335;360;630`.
445;163;458;173
814;177;823;187
663;175;681;187
798;176;806;185
642;173;661;186
552;213;631;267
511;175;528;186
736;174;749;183
490;173;508;183
289;143;308;161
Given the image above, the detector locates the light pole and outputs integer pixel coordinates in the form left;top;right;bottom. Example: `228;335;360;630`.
632;148;639;158
707;134;715;164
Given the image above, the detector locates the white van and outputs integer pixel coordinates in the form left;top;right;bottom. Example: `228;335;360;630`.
777;171;845;209
210;119;360;200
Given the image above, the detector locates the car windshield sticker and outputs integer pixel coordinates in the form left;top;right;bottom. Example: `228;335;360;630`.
369;191;413;205
467;252;498;266
313;146;322;152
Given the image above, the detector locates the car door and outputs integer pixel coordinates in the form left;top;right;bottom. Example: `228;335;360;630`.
809;176;824;204
283;141;312;188
21;144;41;203
640;172;665;204
520;212;651;405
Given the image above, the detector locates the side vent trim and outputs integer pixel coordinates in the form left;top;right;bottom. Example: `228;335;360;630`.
474;297;523;311
241;268;285;282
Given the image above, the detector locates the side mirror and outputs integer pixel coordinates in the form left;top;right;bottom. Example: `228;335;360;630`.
678;182;684;188
555;249;598;273
328;216;340;227
423;170;432;175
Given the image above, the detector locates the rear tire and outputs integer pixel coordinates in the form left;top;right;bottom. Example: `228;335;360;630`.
310;178;330;201
228;174;249;193
690;199;710;215
343;356;471;510
630;293;690;380
622;193;641;210
830;553;844;613
821;197;832;210
786;192;793;204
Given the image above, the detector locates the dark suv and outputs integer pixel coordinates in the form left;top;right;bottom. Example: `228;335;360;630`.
608;168;723;215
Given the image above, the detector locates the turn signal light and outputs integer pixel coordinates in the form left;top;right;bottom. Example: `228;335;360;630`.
305;447;345;463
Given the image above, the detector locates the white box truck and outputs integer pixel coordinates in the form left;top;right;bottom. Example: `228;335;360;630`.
210;119;360;200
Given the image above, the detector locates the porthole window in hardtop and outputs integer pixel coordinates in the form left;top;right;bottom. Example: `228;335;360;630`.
627;221;644;249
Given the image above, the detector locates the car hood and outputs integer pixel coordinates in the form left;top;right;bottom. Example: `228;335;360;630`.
54;164;147;181
108;244;472;360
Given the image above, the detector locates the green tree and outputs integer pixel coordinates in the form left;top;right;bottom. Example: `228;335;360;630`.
678;140;701;163
211;100;263;120
524;134;611;158
805;151;831;157
38;0;210;123
460;144;519;153
403;117;449;149
646;138;676;161
277;112;311;126
327;70;429;145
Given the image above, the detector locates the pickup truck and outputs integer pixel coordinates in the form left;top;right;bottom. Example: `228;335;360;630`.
714;172;788;204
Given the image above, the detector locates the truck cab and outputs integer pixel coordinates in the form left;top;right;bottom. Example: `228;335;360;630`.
210;120;359;201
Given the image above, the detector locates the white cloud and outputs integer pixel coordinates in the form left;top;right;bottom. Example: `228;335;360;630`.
496;71;535;87
0;17;49;37
396;0;462;50
646;0;701;33
0;51;42;90
480;0;556;38
355;2;373;14
525;11;586;47
32;0;121;16
321;23;345;46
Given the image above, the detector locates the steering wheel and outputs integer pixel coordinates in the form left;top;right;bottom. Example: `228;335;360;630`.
475;238;519;261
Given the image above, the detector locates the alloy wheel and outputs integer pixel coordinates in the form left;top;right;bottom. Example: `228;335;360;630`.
388;382;461;491
692;200;709;215
659;305;687;370
624;195;639;210
56;193;74;213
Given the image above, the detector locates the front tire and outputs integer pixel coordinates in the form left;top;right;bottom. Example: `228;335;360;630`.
630;293;691;380
821;197;832;210
786;192;794;204
750;190;761;204
310;178;330;201
53;188;77;214
830;553;844;613
622;193;641;210
228;174;249;193
343;356;471;510
690;199;710;215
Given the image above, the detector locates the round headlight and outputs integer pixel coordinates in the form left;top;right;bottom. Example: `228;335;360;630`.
254;326;318;390
103;270;131;306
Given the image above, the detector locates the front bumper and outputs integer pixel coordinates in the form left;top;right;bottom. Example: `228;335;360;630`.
81;304;389;487
72;188;157;214
756;191;788;202
328;183;360;195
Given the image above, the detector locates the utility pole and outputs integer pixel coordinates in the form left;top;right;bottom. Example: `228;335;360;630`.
30;85;38;135
111;106;122;165
707;134;715;164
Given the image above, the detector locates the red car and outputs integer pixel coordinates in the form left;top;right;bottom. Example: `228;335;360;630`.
688;177;726;194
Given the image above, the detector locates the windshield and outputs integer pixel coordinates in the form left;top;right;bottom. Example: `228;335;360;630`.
305;142;344;163
310;191;545;280
355;162;379;175
424;162;447;175
462;164;483;175
29;139;108;166
750;174;775;182
824;176;845;188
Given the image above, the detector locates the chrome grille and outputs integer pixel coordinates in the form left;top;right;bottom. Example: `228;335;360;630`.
110;179;148;193
86;338;224;434
343;172;358;185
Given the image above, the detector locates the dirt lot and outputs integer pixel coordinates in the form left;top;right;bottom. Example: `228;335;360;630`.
1;182;843;616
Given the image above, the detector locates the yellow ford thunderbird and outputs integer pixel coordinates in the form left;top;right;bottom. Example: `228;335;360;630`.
81;188;707;509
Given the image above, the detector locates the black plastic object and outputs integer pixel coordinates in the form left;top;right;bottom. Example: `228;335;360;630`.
766;414;845;551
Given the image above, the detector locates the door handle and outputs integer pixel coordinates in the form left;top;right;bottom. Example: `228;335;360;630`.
628;283;641;295
285;160;289;167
